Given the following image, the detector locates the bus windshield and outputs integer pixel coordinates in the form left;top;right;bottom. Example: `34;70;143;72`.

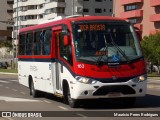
73;21;143;63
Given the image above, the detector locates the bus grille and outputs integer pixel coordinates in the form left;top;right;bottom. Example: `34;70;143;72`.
93;85;136;96
97;77;133;83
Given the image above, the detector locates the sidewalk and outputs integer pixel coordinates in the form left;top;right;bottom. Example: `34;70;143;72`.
0;72;18;75
147;77;160;89
148;77;160;81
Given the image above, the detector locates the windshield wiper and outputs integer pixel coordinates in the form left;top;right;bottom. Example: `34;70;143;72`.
109;33;131;64
96;35;108;66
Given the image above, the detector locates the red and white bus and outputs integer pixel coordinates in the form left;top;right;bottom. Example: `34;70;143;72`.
18;16;147;108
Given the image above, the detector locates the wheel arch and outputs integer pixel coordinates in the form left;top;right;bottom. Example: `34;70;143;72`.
62;79;69;95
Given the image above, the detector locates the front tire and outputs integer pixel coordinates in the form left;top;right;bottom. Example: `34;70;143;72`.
64;84;78;108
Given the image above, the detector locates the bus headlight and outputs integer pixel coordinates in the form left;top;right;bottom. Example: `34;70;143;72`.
132;75;147;83
75;76;97;84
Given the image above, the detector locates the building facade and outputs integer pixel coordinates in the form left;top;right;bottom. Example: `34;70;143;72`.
115;0;160;37
13;0;113;44
0;0;13;41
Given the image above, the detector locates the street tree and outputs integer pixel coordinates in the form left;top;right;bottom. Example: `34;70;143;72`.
141;32;160;74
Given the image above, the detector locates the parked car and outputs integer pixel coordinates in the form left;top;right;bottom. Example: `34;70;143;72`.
0;62;7;69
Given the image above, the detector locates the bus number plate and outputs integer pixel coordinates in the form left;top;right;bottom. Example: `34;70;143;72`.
108;92;121;97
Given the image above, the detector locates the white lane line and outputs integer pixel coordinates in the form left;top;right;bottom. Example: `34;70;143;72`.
12;89;18;92
148;80;160;82
76;113;87;118
58;106;69;111
20;92;26;95
5;87;9;89
0;80;10;83
7;118;14;120
0;96;41;102
43;100;52;104
10;80;18;82
0;85;3;86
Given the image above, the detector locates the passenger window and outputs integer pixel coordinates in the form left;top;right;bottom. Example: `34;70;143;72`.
26;32;33;55
34;31;41;55
19;34;25;55
42;29;51;55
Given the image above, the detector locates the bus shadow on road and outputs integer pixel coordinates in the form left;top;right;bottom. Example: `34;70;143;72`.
135;94;160;108
81;94;160;109
38;93;160;109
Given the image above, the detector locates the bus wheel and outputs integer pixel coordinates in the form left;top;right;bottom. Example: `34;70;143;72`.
65;85;78;108
30;80;39;98
123;97;136;107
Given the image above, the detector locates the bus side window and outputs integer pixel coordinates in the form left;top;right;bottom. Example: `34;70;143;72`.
59;33;73;65
19;34;25;55
26;32;33;55
34;31;41;55
42;29;51;55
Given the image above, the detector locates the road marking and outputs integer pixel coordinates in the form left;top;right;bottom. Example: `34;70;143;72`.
58;106;69;111
5;87;9;89
20;92;26;95
10;80;18;82
148;80;160;82
76;113;87;118
0;96;41;102
0;80;10;83
12;89;18;92
0;85;2;86
43;100;52;104
7;118;14;120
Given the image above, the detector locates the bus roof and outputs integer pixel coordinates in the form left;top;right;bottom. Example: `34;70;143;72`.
19;16;127;33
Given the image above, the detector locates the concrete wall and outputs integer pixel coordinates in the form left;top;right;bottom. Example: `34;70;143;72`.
0;0;13;40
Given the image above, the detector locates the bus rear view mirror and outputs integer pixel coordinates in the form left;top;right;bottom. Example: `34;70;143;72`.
64;35;70;46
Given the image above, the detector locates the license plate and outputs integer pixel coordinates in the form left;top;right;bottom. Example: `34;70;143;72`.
108;92;121;97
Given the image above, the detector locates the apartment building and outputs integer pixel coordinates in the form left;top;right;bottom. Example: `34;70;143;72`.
13;0;113;44
115;0;160;37
0;0;13;41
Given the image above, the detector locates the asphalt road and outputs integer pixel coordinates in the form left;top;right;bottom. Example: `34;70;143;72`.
0;74;159;120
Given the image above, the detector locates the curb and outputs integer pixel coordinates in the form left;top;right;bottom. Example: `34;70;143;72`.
0;72;18;75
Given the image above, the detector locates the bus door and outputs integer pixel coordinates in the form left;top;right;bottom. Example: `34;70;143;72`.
53;29;62;94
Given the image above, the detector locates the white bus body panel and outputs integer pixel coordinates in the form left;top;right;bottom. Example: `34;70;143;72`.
18;61;54;93
18;61;147;100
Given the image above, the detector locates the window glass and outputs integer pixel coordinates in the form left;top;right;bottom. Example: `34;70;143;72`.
26;32;33;55
42;29;51;55
19;34;25;55
125;4;137;11
34;31;41;55
73;22;142;63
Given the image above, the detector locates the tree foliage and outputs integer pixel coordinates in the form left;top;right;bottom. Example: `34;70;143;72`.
0;41;12;50
141;32;160;72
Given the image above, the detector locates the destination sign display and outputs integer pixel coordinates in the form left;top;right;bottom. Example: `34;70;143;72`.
78;24;106;31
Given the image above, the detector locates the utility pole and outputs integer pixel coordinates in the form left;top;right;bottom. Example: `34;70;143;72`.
15;0;18;68
72;0;74;15
112;0;115;17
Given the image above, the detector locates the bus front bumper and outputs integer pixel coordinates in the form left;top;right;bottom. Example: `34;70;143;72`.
69;80;147;100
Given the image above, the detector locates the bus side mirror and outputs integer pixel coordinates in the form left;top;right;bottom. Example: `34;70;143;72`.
64;35;70;46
